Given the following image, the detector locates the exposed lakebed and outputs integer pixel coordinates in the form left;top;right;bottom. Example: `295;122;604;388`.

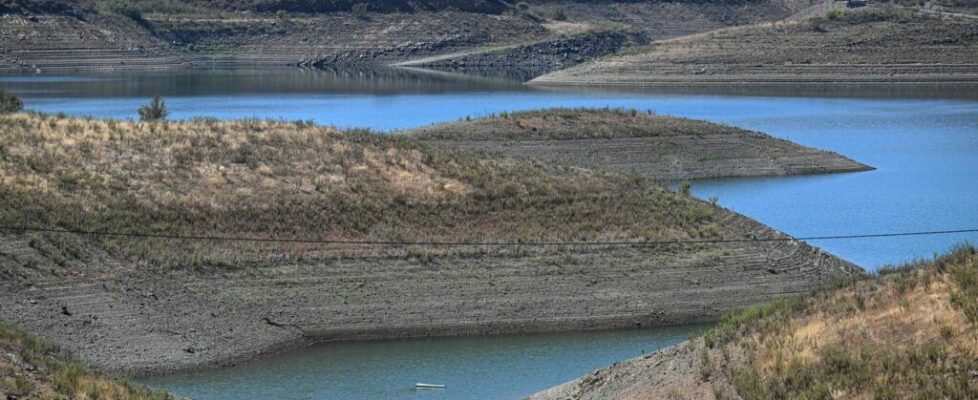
3;68;977;399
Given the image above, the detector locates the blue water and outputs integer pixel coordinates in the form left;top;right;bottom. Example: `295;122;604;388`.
3;68;977;399
142;325;709;400
4;69;974;269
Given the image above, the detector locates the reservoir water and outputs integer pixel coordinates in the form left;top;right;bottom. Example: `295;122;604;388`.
3;68;977;399
141;325;710;400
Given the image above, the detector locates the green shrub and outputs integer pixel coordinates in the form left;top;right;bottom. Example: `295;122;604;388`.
100;0;143;21
12;374;35;395
0;89;23;114
826;9;845;20
679;180;691;196
699;347;713;381
138;96;168;121
549;7;567;21
52;362;85;395
352;3;369;19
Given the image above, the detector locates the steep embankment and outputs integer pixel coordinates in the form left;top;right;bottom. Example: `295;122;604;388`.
0;322;174;399
531;6;978;86
0;0;815;73
0;10;548;71
0;113;858;376
408;108;871;181
529;245;978;400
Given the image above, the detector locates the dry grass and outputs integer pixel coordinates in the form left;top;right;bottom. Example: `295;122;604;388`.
408;107;752;141
0;112;725;270
535;6;978;85
0;321;173;400
704;245;978;399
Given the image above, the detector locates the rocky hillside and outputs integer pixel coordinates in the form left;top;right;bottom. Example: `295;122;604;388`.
408;108;872;181
0;113;858;376
0;0;819;72
531;6;978;86
529;244;978;399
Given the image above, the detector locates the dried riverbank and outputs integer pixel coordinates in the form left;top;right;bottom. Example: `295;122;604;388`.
0;113;860;377
0;0;810;73
530;6;978;87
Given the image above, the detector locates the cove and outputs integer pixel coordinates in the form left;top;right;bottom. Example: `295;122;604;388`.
141;325;710;400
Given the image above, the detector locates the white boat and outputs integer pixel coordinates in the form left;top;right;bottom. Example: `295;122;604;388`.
416;383;447;389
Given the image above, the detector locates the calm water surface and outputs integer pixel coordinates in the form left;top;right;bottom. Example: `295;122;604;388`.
142;325;709;400
4;68;975;268
4;68;977;399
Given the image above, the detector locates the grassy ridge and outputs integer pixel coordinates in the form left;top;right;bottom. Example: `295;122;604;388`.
0;322;173;399
0;113;725;270
408;107;754;141
703;245;978;399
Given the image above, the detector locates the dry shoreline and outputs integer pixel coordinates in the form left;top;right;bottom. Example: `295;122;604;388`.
0;0;817;75
530;7;978;87
0;114;863;378
1;230;859;378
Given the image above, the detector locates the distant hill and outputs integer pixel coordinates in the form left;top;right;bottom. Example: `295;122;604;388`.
531;6;978;86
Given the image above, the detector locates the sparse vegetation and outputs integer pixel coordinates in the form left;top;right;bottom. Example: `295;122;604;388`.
549;7;567;21
0;321;174;399
534;6;978;85
704;244;978;400
138;96;168;121
410;107;758;141
409;108;870;182
0;89;23;114
99;0;144;22
351;3;369;20
0;113;727;270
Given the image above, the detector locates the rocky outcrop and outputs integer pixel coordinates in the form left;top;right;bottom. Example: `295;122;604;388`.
404;30;649;76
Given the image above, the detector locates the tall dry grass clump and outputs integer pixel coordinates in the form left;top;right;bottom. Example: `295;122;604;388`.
702;244;978;399
0;321;174;399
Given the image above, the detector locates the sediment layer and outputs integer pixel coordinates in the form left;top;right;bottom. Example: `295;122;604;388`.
530;7;978;86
